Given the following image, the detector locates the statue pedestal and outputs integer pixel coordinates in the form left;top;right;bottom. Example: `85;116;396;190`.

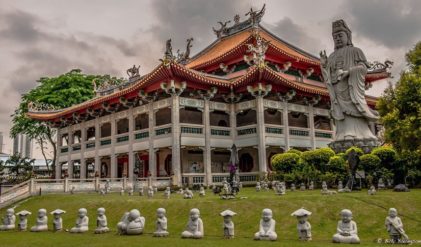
329;139;379;154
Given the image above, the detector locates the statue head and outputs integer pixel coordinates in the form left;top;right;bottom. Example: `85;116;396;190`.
157;208;166;218
6;208;14;217
297;215;308;224
38;209;47;218
190;208;200;221
340;209;353;223
129;209;140;221
388;208;397;218
262;208;273;222
97;208;105;216
332;19;353;50
78;208;87;218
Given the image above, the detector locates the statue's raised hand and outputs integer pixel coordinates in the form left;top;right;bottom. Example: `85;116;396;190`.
319;50;328;67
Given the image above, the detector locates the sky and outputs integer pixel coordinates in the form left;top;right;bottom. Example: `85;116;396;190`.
0;0;420;159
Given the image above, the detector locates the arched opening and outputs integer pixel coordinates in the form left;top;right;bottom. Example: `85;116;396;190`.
72;160;81;179
86;159;95;178
155;108;172;126
117;154;129;178
264;108;282;125
135;113;149;130
72;130;81;144
288;112;308;128
180;107;203;124
210;110;230;127
239;153;253;172
86;127;95;141
236;109;257;127
165;154;172;176
100;157;110;178
101;123;111;138
116;118;129;134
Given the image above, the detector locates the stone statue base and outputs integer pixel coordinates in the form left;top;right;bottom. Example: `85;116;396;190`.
329;139;379;154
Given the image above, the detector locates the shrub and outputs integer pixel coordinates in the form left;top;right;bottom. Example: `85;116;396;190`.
371;146;397;170
301;147;335;173
286;149;302;155
359;154;381;175
271;153;300;173
327;155;347;174
345;146;364;157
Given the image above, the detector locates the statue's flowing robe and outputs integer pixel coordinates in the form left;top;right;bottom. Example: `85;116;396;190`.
326;46;379;141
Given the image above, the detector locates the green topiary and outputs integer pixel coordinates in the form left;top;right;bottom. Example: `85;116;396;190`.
345;146;364;157
271;153;300;173
286;149;302;155
301;147;335;173
327;155;347;174
371;146;397;170
359;154;381;174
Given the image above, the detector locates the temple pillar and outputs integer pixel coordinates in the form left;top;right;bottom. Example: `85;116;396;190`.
308;105;316;149
148;103;157;178
80;121;87;179
203;99;212;185
282;101;290;150
230;103;237;141
110;114;117;178
247;83;271;174
55;128;61;180
67;126;74;178
94;117;100;175
171;95;181;185
128;107;134;180
256;95;267;173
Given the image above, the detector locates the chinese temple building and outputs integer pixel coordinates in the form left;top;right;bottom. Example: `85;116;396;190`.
27;6;389;186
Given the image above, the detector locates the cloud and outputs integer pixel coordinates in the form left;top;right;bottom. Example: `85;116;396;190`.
263;17;322;55
343;0;421;49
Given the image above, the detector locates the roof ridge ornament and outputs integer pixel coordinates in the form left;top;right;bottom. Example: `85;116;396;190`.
159;39;175;66
176;38;194;64
212;4;265;39
244;33;270;68
127;65;140;82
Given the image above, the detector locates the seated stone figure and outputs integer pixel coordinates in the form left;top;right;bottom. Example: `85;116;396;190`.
117;209;145;235
153;208;169;237
31;209;48;232
254;208;277;241
51;209;66;231
181;208;204;239
95;208;109;234
70;208;89;233
147;186;154;198
0;208;16;231
332;209;360;244
183;188;193;199
256;182;261;192
16;210;31;231
385;208;408;243
368;185;376;195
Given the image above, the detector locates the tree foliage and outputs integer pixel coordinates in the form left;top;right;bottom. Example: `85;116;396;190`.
10;69;122;177
377;41;421;153
5;153;35;176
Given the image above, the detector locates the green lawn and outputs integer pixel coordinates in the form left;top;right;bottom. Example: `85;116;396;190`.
1;188;420;247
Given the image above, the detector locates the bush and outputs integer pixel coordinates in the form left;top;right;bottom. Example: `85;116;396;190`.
371;146;397;170
328;155;347;174
271;153;300;173
359;154;381;175
286;149;302;155
345;146;364;157
301;147;335;173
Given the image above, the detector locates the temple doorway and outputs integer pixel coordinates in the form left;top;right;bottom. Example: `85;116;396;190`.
117;155;129;178
239;153;253;172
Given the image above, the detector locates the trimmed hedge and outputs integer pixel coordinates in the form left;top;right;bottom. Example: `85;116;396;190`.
271;153;300;173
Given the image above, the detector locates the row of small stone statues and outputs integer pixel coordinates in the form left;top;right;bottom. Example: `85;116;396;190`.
98;182;202;199
257;181;378;195
0;207;409;243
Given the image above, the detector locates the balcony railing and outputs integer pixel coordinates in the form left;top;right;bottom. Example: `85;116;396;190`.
116;134;129;143
237;125;257;136
134;131;149;140
181;126;203;134
315;130;333;139
60;147;69;153
155;127;172;136
100;138;111;146
72;144;81;151
265;126;283;134
86;142;95;149
289;127;310;137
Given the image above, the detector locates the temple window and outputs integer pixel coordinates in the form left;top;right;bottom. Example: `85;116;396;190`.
314;116;332;130
288;112;308;128
210;110;230;127
72;130;81;144
236;109;257;127
155;108;172;126
135;113;149;130
116;118;129;134
180;107;203;125
239;153;253;172
101;123;111;138
86;127;95;141
61;133;69;146
72;160;81;179
264;109;282;125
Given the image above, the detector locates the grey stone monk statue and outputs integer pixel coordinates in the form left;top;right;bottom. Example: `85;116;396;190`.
320;19;379;153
